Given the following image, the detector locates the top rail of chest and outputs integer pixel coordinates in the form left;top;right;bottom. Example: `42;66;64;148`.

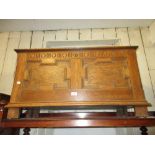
15;46;138;53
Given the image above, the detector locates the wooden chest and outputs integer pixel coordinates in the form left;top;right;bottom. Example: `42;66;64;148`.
6;46;149;119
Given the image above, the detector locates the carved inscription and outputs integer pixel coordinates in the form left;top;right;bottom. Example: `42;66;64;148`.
27;51;126;61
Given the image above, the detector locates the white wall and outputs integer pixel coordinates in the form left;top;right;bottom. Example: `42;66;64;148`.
0;24;155;135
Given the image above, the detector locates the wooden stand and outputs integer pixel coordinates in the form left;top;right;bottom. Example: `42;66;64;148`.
2;110;155;135
1;93;153;135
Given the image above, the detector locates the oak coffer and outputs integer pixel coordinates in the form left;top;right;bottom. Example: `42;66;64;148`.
7;46;149;119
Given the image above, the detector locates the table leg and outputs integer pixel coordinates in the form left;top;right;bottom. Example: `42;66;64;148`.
23;127;31;135
140;126;148;135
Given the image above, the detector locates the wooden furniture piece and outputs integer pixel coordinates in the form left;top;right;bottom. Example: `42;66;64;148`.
6;46;149;119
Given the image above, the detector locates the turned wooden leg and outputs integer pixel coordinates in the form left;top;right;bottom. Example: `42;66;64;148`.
23;128;31;135
7;108;20;119
140;126;148;135
134;106;148;117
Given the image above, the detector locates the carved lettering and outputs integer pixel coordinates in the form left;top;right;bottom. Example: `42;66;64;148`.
27;51;126;61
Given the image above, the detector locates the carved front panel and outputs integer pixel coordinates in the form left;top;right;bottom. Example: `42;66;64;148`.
83;57;131;89
23;60;70;90
17;53;72;101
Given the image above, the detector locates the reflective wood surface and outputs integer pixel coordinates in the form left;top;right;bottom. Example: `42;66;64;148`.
1;112;155;128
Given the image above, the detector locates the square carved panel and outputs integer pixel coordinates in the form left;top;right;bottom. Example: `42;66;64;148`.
83;57;131;89
22;60;71;91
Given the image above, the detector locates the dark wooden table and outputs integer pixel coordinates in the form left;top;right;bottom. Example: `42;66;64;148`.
1;93;155;135
1;112;155;135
